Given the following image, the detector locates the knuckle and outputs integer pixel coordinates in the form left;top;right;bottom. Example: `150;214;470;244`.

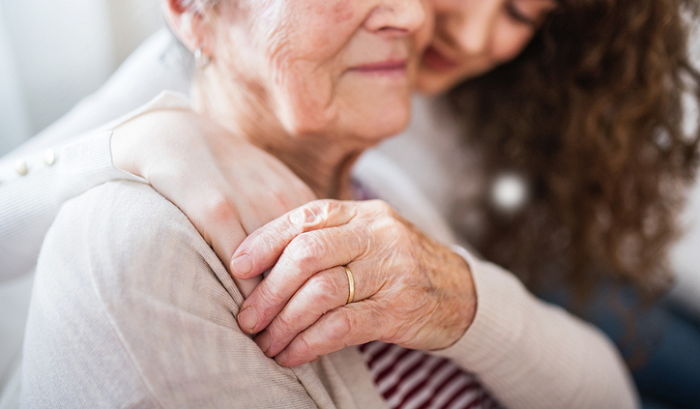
371;216;406;241
256;282;284;308
289;233;326;267
271;312;296;336
306;272;342;305
386;220;406;237
295;334;314;357
289;199;340;229
369;200;394;216
328;311;352;341
204;194;238;224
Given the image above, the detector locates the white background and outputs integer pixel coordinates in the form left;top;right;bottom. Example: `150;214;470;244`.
0;0;161;156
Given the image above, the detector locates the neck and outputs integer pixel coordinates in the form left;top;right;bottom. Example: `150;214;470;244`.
192;71;362;200
262;141;362;200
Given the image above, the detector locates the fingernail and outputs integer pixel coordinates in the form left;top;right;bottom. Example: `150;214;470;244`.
231;254;251;276
238;306;258;333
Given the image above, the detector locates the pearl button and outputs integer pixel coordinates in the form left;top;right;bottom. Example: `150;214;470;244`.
15;160;29;176
43;149;56;166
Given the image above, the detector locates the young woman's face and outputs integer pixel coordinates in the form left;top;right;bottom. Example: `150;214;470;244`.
417;0;557;95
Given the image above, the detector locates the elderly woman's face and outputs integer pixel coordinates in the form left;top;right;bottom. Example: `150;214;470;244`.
204;0;431;141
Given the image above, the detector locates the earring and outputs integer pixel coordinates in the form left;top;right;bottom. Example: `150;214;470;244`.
194;48;211;68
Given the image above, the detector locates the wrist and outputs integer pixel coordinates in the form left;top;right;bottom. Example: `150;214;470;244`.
443;248;477;348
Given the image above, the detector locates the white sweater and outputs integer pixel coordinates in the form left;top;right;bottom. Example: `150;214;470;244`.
0;87;639;408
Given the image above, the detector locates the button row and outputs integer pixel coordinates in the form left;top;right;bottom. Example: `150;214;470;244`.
12;149;58;178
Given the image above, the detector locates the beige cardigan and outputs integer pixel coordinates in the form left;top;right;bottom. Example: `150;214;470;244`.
18;93;637;409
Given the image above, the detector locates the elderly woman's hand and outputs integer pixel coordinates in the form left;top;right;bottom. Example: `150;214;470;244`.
230;199;477;367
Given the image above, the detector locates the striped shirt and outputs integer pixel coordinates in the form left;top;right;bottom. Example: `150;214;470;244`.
359;342;500;409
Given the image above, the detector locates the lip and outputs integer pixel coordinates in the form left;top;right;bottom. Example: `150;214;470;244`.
349;59;408;75
421;46;459;72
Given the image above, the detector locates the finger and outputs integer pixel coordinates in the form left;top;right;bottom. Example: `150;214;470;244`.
237;225;368;334
274;301;383;368
229;199;357;279
194;194;247;265
183;192;262;296
254;264;371;357
227;148;316;234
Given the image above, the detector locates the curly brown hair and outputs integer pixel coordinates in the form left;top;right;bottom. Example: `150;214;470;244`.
449;0;700;299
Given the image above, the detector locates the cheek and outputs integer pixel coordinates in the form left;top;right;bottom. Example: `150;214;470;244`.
261;0;360;71
272;64;339;136
252;1;363;134
490;21;534;63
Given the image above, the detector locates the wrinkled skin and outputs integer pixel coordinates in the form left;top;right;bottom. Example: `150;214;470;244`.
230;199;476;367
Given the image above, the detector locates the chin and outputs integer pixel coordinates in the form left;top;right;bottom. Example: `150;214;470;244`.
354;106;411;142
415;71;454;96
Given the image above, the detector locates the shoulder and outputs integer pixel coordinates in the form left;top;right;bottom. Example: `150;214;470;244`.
51;180;201;257
26;182;282;407
39;180;236;302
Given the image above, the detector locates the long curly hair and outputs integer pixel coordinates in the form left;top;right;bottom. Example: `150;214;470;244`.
449;0;700;299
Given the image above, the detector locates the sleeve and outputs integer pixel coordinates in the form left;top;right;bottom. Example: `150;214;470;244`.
0;91;190;282
0;130;145;282
21;181;318;409
432;245;640;409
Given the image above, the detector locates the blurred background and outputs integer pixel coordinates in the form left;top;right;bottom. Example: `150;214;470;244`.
0;0;161;156
0;0;163;390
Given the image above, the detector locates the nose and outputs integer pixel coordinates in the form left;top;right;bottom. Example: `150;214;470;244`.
452;1;499;56
365;0;428;36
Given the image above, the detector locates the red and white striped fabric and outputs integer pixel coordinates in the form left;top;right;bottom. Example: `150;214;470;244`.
358;342;501;409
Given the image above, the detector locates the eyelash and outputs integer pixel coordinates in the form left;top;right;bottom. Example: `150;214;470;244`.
505;2;538;27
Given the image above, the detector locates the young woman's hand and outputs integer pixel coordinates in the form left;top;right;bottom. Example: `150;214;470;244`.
229;199;477;367
111;108;316;294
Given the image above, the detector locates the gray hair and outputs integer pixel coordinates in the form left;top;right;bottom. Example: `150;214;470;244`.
177;0;220;14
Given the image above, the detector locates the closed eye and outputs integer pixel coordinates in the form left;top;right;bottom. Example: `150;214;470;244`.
505;1;538;27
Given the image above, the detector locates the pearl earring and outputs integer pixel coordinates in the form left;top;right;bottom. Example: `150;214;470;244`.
194;48;211;68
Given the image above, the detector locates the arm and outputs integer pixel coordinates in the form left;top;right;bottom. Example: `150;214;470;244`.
361;150;640;407
0;130;143;281
438;246;639;409
225;199;639;409
21;181;317;409
0;92;314;284
0;91;185;282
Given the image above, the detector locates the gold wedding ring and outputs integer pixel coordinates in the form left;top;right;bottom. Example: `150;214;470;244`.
343;266;355;305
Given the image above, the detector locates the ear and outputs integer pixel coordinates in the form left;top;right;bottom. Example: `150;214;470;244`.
162;0;215;55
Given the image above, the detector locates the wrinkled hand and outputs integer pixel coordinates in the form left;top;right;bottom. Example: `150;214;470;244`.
230;199;477;367
112;108;316;294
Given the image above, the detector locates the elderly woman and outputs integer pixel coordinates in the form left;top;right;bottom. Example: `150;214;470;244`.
10;0;642;408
